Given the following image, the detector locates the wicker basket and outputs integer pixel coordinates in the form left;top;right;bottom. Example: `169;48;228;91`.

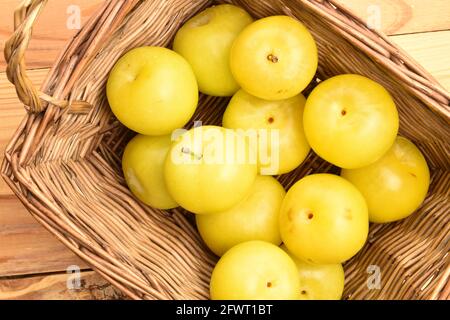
2;0;449;300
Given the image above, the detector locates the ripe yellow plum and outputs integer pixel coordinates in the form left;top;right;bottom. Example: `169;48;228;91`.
342;136;430;223
173;4;253;96
196;176;285;256
279;174;369;264
107;46;198;135
210;241;301;300
303;74;399;169
122;134;178;209
230;16;318;101
223;89;310;175
164;126;257;215
282;245;345;300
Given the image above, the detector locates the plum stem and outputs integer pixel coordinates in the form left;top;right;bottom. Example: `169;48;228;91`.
267;54;279;63
181;147;203;160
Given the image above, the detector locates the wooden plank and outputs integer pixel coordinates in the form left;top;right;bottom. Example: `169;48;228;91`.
0;196;89;276
390;30;450;90
0;69;45;196
1;0;450;71
0;270;125;299
335;0;450;35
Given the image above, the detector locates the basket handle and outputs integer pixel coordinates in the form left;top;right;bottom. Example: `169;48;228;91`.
4;0;90;114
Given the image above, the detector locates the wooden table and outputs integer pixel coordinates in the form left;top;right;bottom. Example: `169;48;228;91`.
0;0;449;300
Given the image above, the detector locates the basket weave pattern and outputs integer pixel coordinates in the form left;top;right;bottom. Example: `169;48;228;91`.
2;0;449;300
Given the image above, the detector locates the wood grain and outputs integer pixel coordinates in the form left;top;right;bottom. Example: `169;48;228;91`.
390;30;450;91
1;0;449;71
0;271;126;299
336;0;450;35
0;196;89;276
0;69;42;196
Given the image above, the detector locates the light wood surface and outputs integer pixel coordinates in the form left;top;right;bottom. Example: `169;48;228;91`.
335;0;450;35
390;30;450;90
0;0;449;299
0;271;126;300
0;197;89;276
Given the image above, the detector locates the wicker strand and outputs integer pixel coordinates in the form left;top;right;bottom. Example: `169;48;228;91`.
4;0;91;113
